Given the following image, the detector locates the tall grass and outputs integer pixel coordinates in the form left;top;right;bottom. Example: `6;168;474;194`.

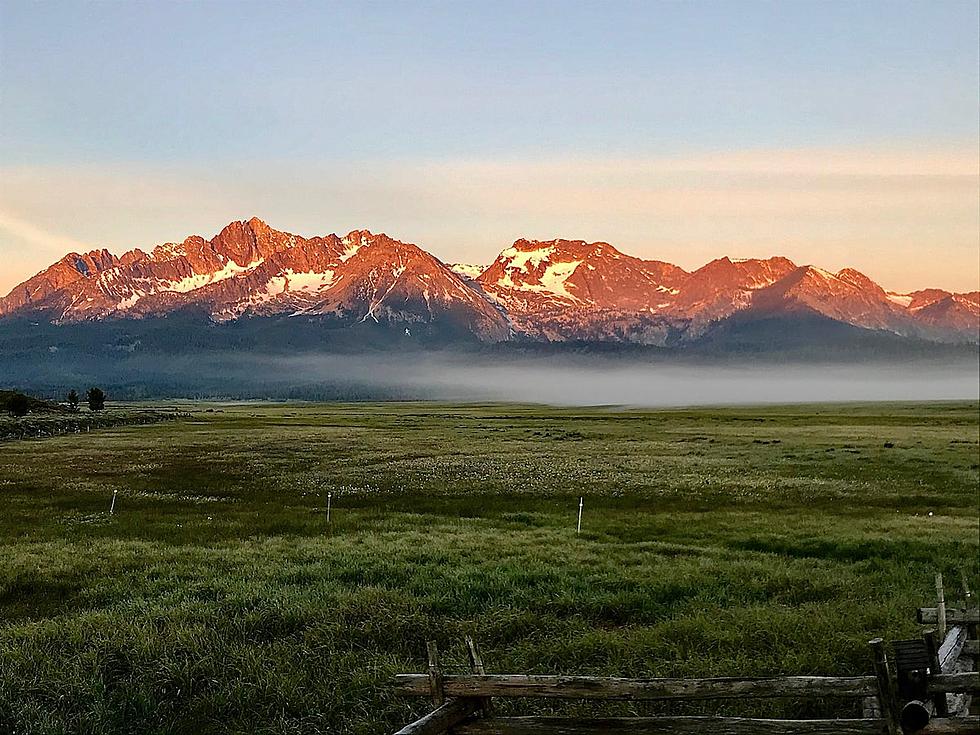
0;401;976;733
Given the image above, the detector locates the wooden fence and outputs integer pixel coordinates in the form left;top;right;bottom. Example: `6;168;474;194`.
390;578;979;735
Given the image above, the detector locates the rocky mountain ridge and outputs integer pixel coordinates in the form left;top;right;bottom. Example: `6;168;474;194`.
3;218;977;345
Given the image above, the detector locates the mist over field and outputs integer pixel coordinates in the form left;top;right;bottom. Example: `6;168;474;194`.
229;353;980;406
7;346;976;406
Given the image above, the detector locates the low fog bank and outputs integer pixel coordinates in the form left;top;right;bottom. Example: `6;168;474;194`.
11;351;974;407
262;353;980;406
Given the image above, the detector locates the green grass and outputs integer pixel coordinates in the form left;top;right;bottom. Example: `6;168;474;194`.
0;401;977;734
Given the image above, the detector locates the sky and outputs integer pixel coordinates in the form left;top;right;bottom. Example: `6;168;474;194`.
1;0;978;295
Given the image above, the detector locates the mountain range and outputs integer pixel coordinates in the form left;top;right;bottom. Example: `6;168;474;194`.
2;217;977;347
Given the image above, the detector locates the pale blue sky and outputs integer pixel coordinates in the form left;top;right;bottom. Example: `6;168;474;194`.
1;0;978;293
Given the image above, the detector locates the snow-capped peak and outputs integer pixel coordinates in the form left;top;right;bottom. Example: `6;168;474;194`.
808;266;840;281
497;245;555;272
1;219;976;345
449;263;485;280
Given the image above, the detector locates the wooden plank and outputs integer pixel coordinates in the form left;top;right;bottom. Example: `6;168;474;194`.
938;574;949;641
453;716;887;734
946;656;975;718
863;695;881;718
919;609;980;626
935;626;975;718
392;674;878;700
940;627;970;672
392;698;482;735
929;673;980;694
916;718;980;734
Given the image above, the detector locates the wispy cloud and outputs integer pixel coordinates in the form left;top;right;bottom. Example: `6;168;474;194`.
0;210;91;255
420;147;980;177
0;211;97;294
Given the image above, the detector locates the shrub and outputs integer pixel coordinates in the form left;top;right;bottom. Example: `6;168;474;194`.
86;387;106;411
7;393;29;417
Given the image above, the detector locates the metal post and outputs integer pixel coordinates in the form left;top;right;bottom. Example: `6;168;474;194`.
110;489;118;514
326;492;332;523
576;497;583;534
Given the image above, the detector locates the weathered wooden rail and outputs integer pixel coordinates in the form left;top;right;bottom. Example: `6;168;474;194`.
394;673;881;700
393;660;977;733
391;576;980;735
393;661;891;734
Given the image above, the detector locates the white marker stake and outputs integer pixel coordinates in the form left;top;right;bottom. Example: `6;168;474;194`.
577;497;584;534
326;492;332;523
110;489;118;515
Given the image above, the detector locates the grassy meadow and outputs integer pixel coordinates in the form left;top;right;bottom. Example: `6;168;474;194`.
0;400;977;734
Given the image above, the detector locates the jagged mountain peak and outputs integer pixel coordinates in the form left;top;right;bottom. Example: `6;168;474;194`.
504;237;628;261
694;255;797;275
61;248;118;274
478;237;643;311
1;220;976;345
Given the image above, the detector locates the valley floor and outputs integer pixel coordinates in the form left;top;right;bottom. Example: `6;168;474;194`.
0;401;977;734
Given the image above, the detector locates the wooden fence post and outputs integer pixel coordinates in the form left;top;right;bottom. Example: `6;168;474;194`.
465;635;494;719
961;571;978;642
426;640;444;707
936;573;947;641
869;638;899;735
923;629;949;717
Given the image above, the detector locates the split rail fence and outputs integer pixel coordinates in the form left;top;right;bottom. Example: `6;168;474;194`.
391;576;979;734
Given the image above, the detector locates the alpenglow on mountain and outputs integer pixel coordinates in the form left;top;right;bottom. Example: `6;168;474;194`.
2;217;977;346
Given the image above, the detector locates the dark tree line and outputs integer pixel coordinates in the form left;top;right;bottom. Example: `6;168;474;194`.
3;387;106;417
60;387;106;412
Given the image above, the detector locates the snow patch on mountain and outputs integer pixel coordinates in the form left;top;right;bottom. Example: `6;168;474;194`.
539;260;582;300
282;270;337;293
494;259;582;301
340;233;373;262
107;258;266;312
953;294;980;314
116;292;145;311
810;266;839;282
886;292;913;308
450;263;485;280
166;258;265;293
499;245;555;272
